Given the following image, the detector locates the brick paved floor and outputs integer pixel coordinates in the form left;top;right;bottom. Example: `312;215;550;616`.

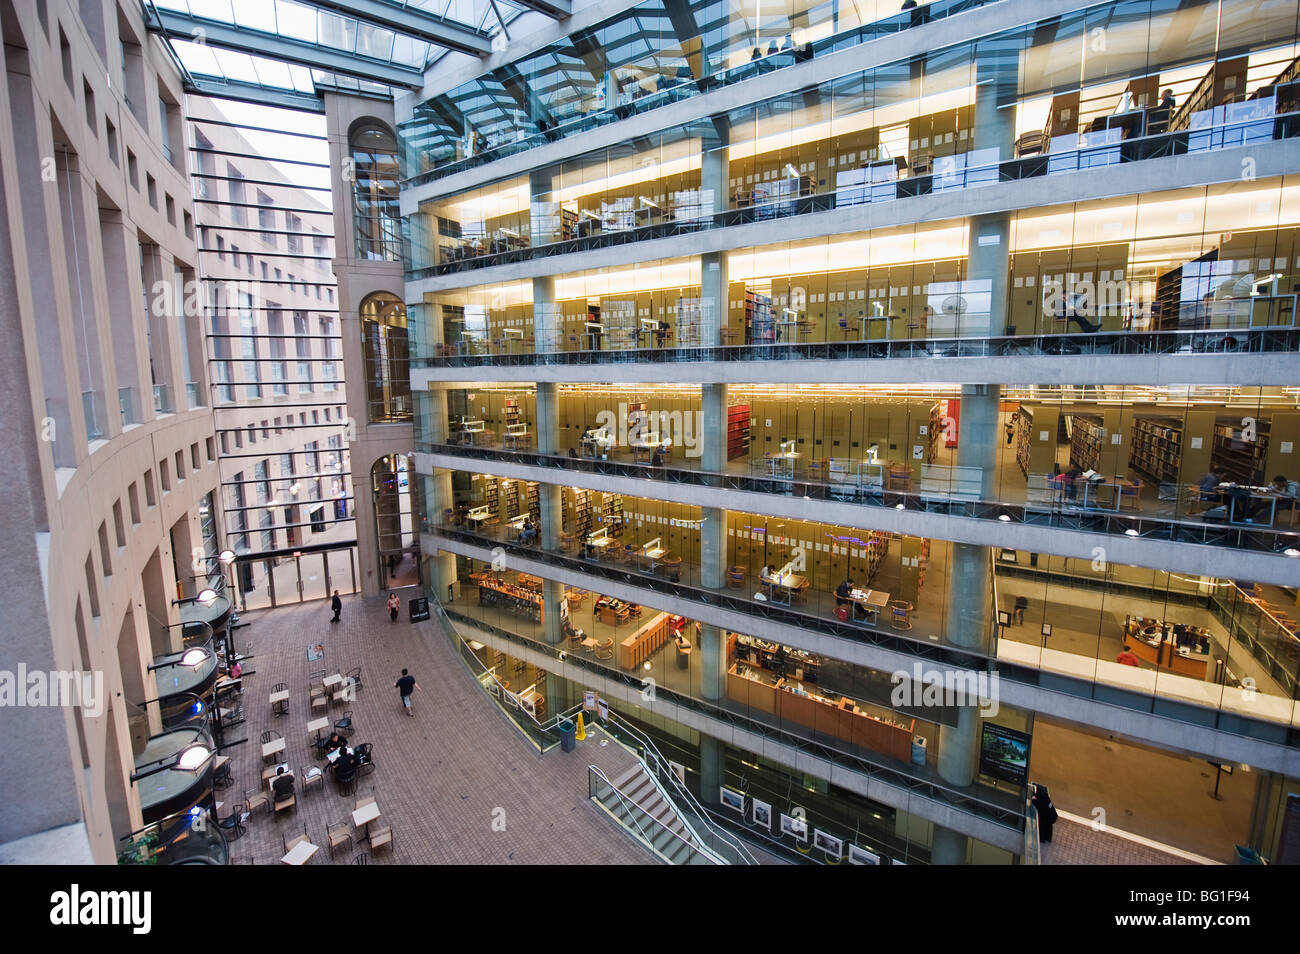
1041;817;1206;865
219;594;652;865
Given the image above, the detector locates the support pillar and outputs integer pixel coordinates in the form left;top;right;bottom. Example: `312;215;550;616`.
698;734;724;806
701;383;727;474
698;121;729;346
965;41;1016;338
931;385;1001;863
539;482;564;644
700;506;726;590
536;381;559;456
699;624;725;702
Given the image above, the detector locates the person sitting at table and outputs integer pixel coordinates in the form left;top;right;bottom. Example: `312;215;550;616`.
835;576;855;608
271;766;295;802
333;746;356;775
1264;474;1299;516
1116;645;1141;667
1052;464;1083;501
760;564;776;584
1197;467;1227;502
654;319;672;347
517;517;538;546
325;732;348;754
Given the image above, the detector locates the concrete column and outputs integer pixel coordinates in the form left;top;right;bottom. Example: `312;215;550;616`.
536;381;559;455
409;203;436;270
698;733;724;806
973;40;1018;162
700;252;726;347
699;624;725;701
965;213;1009;337
540;483;562;550
700;506;726;590
698;121;729;347
701;383;727;474
427;386;450;444
931;384;1002;861
542;579;564;645
533;275;560;354
930;823;969;865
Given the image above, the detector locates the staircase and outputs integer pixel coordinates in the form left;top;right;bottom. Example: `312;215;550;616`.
588;763;723;865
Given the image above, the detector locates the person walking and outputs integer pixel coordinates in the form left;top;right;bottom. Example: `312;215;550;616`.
387;592;400;624
1031;784;1058;843
394;668;420;716
330;589;342;624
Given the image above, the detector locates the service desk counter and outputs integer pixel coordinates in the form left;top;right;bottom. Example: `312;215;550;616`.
1123;616;1211;679
726;662;914;761
619;612;673;670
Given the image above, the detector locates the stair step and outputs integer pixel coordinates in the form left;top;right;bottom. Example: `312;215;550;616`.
608;763;644;791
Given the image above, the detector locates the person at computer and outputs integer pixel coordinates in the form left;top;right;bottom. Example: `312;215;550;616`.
333;746;356;776
1254;474;1299;521
272;766;295;803
1196;467;1227;504
835;576;855;608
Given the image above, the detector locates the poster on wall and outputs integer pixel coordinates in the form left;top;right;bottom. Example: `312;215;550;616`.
848;844;880;865
720;787;745;814
780;812;808;842
814;830;843;858
979;723;1032;785
751;799;772;830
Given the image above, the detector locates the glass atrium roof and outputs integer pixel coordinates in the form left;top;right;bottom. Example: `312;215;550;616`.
146;0;532;106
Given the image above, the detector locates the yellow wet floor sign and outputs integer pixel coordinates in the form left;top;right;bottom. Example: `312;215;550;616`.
575;713;587;741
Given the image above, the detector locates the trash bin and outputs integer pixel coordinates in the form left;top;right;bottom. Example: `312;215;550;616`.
558;720;577;752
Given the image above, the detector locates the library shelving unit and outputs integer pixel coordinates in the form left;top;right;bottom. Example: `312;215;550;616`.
478;578;543;622
1212;419;1270;486
1069;415;1105;472
744;291;775;344
727;404;751;460
924;401;943;462
1014;407;1035;477
503;480;520;520
482;475;500;524
605;494;625;538
526;481;541;525
677;297;702;347
504;398;521;430
571;488;594;542
1129;418;1183;484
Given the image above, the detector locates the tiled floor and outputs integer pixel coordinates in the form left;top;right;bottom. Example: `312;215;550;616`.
219;594;653;865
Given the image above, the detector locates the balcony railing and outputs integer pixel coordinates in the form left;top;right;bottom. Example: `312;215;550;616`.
407;111;1300;279
418;440;1300;560
414;325;1300;369
427;525;1300;747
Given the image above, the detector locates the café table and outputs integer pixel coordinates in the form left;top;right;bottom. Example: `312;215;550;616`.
307;716;330;740
322;673;343;691
269;689;290;715
280;840;319;865
261;737;286;761
352;801;382;830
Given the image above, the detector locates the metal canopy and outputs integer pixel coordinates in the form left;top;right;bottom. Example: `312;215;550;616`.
509;0;571;19
186;75;329;112
301;0;493;54
145;7;428;88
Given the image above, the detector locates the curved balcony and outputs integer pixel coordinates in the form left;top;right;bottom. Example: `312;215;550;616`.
117;806;229;866
133;726;217;826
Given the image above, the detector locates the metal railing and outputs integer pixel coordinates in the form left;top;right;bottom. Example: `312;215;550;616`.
421;442;1300;559
587;765;719;865
414;325;1300;368
407;110;1300;275
602;711;758;864
440;601;1027;832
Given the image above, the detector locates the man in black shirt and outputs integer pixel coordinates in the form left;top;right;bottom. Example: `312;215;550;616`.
271;766;294;803
330;589;342;623
394;668;420;717
835;577;855;608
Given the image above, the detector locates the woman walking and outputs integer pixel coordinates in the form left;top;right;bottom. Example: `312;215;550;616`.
387;591;400;624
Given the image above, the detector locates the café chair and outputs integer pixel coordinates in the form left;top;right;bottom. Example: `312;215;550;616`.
273;792;296;818
368;824;394;853
889;600;914;631
301;765;324;795
245;787;269;816
345;666;364;693
1120;478;1144;511
217;799;248;843
596;638;614;660
327;821;353;857
351;852;369;866
727;565;746;589
334;710;355;737
354;743;375;777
